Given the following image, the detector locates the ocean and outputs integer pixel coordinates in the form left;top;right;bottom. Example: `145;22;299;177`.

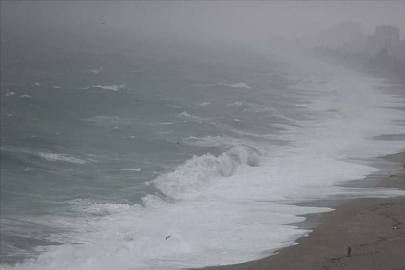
1;39;404;269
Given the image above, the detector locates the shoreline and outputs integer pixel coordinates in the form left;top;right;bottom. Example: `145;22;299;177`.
193;57;405;270
197;151;405;270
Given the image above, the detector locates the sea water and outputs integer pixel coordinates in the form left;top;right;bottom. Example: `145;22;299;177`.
1;40;405;269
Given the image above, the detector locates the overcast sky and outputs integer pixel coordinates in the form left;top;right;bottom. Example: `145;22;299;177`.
1;1;405;48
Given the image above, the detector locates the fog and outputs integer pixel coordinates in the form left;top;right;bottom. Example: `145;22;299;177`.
1;2;405;269
1;1;404;52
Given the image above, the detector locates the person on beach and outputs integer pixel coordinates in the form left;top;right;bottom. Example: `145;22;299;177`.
347;246;352;257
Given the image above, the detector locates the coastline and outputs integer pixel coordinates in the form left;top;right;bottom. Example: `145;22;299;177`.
199;152;405;270
191;51;405;270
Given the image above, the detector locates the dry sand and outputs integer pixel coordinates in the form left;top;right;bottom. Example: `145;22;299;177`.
200;152;405;270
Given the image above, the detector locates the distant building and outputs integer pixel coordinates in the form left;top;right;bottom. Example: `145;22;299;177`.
316;22;403;60
372;25;401;55
366;35;376;54
393;39;405;60
342;32;367;54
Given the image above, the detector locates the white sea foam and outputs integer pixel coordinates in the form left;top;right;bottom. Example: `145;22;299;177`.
177;111;205;123
152;146;260;201
20;94;31;98
82;84;126;91
198;102;211;107
88;68;103;74
182;135;242;148
6;58;405;270
5;91;16;97
177;112;237;130
34;82;40;86
228;82;250;89
38;152;87;164
227;101;297;123
219;82;250;89
93;84;125;91
122;168;142;172
84;116;132;128
227;101;244;107
178;111;191;117
150;122;177;126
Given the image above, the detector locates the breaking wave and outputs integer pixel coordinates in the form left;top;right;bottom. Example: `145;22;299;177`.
152;146;260;200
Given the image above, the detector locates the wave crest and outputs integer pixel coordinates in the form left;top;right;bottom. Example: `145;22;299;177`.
38;152;87;164
152;146;260;200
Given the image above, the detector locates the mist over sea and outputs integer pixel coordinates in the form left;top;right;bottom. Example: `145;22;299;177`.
1;35;405;270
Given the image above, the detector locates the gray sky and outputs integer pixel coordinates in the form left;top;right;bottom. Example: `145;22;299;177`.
1;1;405;48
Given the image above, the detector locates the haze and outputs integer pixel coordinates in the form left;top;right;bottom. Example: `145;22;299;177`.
1;1;405;51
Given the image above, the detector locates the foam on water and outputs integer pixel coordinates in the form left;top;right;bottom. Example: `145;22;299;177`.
84;116;133;128
38;152;87;164
88;68;103;74
223;82;251;89
177;111;205;123
81;84;126;91
227;101;297;123
152;146;260;201
182;135;242;148
94;84;125;91
3;58;405;270
122;168;142;172
198;102;211;107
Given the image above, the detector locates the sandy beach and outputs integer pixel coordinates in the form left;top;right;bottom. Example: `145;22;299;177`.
201;152;405;270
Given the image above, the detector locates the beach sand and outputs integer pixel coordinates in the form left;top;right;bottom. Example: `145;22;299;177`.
201;152;405;270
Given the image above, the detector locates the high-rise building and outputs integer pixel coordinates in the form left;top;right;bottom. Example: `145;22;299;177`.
373;25;401;55
393;39;405;60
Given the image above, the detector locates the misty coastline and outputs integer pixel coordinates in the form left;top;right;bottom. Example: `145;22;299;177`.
310;46;405;82
1;1;405;269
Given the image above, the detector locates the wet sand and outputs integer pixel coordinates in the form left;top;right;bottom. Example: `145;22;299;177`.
200;152;405;270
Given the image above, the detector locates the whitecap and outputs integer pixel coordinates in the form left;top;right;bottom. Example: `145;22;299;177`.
150;122;177;126
198;102;211;107
178;111;191;117
219;82;251;89
81;84;125;91
228;82;250;89
122;168;142;172
88;68;103;74
182;135;241;148
177;111;205;123
92;84;125;91
227;101;244;107
84;116;132;127
38;152;87;164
